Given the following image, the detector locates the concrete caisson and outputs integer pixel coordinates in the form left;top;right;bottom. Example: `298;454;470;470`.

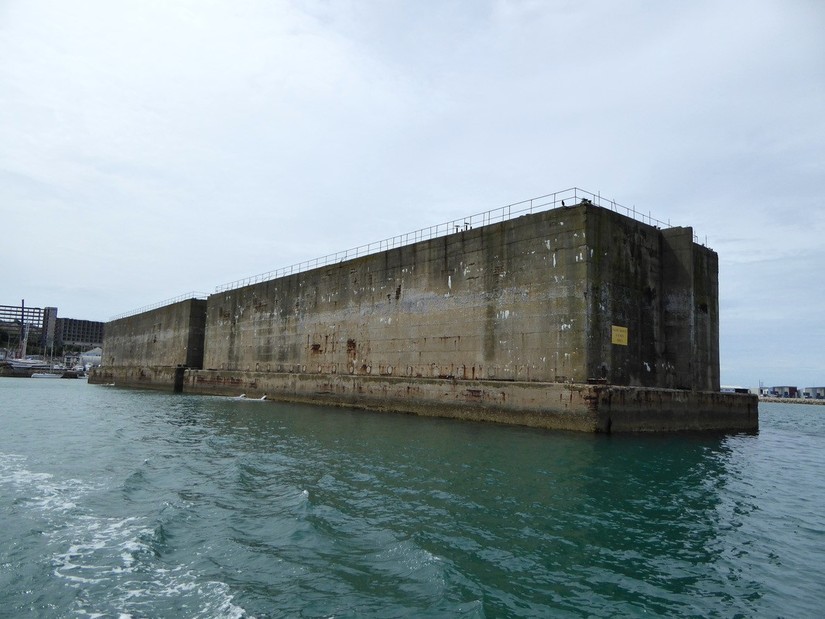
93;298;206;391
203;203;719;391
90;202;757;432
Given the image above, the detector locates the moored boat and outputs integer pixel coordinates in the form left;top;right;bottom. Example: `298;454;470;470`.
1;358;51;377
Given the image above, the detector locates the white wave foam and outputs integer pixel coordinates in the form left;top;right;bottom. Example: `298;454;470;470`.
0;452;94;513
52;515;253;617
1;452;252;618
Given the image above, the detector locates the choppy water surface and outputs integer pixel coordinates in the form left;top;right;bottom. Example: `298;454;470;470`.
1;379;823;618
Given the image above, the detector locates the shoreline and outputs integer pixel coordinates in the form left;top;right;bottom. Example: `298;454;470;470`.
760;396;825;406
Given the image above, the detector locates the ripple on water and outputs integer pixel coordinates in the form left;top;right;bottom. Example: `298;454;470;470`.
3;387;825;618
0;449;251;618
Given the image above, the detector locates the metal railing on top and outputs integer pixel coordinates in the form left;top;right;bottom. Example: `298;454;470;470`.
110;187;702;319
110;292;209;322
214;186;698;293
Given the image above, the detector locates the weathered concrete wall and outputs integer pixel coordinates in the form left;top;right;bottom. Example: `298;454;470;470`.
585;211;719;391
691;242;720;391
657;227;720;391
204;203;719;391
204;206;591;383
586;208;666;387
99;298;207;369
660;227;696;389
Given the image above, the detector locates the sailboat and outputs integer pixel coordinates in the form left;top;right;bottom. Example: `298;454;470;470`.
0;301;50;377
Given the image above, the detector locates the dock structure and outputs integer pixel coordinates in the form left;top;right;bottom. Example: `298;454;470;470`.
90;190;757;432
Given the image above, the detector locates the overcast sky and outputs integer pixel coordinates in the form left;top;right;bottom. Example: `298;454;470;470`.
1;1;823;387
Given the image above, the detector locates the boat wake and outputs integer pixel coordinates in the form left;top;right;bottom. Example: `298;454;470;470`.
0;452;252;618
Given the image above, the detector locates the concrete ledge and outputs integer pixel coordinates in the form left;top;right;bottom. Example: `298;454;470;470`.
594;386;758;432
90;366;758;433
89;366;181;392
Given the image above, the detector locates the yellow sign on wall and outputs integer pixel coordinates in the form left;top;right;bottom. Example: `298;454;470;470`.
611;325;628;346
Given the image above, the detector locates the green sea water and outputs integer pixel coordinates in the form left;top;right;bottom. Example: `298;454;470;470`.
1;378;823;618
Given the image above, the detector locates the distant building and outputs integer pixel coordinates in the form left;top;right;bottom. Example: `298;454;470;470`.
0;302;57;352
802;387;825;400
1;301;103;354
57;318;105;349
80;347;102;369
769;386;799;398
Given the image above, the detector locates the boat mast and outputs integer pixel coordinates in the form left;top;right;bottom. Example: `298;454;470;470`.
17;299;28;360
